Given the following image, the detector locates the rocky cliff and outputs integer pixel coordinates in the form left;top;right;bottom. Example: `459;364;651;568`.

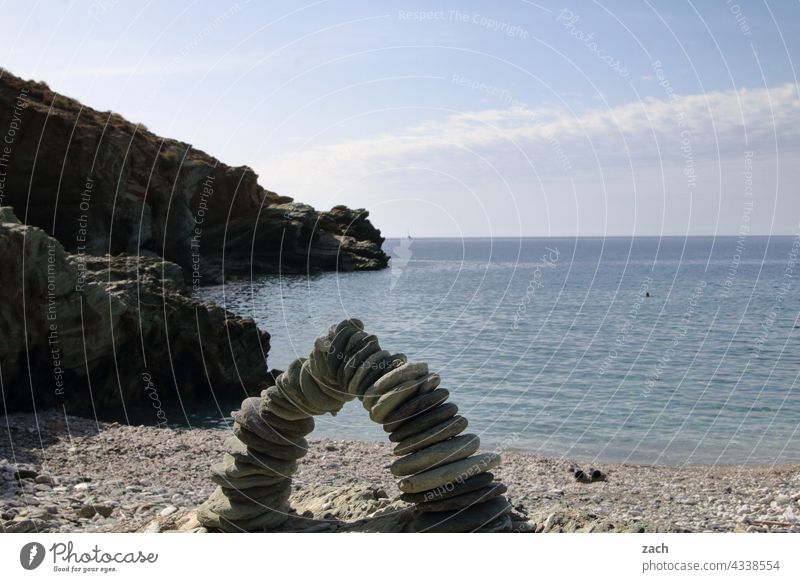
0;207;271;415
0;68;388;283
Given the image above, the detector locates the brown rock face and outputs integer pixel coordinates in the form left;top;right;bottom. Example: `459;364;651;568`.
0;68;388;283
0;207;270;414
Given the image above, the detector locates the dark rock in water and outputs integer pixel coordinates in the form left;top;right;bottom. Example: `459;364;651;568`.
0;68;388;282
0;209;269;414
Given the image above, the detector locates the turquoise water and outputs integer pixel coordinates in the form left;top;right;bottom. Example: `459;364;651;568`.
196;236;800;466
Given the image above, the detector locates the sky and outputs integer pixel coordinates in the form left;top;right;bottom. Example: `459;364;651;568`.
2;0;799;237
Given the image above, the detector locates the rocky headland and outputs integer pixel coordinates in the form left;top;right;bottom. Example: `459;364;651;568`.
0;206;271;415
0;68;388;283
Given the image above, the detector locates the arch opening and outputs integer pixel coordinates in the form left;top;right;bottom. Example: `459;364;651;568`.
197;319;512;532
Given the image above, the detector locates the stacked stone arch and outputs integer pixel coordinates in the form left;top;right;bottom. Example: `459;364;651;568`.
197;319;512;532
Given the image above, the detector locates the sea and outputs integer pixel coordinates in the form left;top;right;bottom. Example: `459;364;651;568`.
195;236;800;466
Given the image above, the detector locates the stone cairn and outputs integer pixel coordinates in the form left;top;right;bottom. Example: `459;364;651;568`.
197;319;512;532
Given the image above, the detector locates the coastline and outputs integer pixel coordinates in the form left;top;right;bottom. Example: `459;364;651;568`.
2;411;798;533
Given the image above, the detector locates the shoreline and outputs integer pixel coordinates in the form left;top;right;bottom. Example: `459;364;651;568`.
2;411;798;533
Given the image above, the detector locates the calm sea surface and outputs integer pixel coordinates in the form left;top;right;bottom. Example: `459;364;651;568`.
195;236;800;466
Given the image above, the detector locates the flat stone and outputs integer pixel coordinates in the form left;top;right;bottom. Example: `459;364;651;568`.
415;482;507;512
326;320;363;379
213;453;297;479
221;480;292;503
368;377;426;422
390;434;480;476
224;438;300;476
310;331;338;386
261;389;310;421
413;496;512;532
201;486;292;521
341;336;381;386
196;498;288;532
475;512;513;533
348;349;390;396
232;425;309;460
336;329;370;390
384;388;450;433
257;407;315;437
400;472;496;504
217;509;289;532
388;402;458;441
276;359;325;415
232;403;305;446
210;472;289;489
398;452;501;493
365;362;428;402
299;359;346;411
393;415;468;456
358;353;407;395
304;358;353;404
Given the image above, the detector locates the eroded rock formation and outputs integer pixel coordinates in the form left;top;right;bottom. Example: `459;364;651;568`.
0;68;388;282
0;207;269;414
198;319;512;533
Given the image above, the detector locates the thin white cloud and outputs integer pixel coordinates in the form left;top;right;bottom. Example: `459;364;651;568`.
259;83;800;200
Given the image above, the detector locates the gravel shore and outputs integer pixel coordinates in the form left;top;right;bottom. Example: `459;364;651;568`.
2;411;798;533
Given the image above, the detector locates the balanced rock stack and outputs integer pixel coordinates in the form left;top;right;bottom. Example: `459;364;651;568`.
197;319;512;532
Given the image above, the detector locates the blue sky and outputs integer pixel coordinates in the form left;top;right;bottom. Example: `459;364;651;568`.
3;0;799;236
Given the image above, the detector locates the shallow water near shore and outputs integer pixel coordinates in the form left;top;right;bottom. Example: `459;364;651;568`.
194;236;800;466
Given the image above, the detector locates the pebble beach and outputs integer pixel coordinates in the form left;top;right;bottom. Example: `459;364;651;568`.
2;411;798;533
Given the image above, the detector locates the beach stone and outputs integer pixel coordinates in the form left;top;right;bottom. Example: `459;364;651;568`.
414;372;442;395
393;415;468;456
384;388;450;433
388;402;458;441
217;509;289;532
400;472;496;504
232;425;308;460
475;512;513;533
303;358;353;404
341;336;381;386
299;360;347;411
355;353;407;398
369;375;433;422
366;362;429;401
233;406;306;446
413;496;512;532
201;486;291;521
221;480;292;503
196;500;289;532
340;330;369;369
327;319;363;372
415;482;507;512
224;438;300;475
257;408;315;437
214;453;297;479
348;349;390;396
210;472;289;489
262;389;310;421
276;359;325;415
390;434;481;476
398;453;502;494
